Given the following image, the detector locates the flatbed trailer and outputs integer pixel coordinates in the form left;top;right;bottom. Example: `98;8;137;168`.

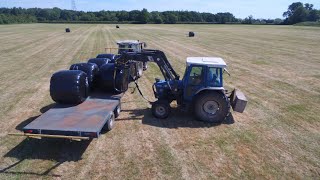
10;92;123;141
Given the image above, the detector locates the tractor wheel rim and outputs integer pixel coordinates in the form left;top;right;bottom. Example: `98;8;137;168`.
203;101;219;115
110;115;114;128
109;119;113;128
156;106;166;116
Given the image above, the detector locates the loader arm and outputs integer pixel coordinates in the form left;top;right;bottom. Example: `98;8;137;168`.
116;49;180;81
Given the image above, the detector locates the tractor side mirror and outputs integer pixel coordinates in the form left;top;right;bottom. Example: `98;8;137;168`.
144;43;147;48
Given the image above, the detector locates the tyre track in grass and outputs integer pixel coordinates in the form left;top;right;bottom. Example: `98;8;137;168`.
74;25;164;180
0;25;97;179
0;25;94;132
118;25;219;179
0;24;95;134
153;25;320;177
109;24;318;178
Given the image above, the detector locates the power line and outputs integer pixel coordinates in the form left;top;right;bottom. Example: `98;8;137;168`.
71;0;77;11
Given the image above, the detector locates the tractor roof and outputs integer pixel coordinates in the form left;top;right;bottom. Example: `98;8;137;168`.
186;57;227;68
116;40;141;45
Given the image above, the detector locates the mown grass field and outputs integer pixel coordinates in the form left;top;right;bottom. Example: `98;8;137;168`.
0;24;319;179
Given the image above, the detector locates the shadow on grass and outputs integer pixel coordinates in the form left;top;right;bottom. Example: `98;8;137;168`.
118;107;235;129
1;138;91;177
2;103;93;178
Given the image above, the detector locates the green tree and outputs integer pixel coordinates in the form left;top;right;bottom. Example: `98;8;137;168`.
308;9;320;21
137;8;149;24
151;12;163;24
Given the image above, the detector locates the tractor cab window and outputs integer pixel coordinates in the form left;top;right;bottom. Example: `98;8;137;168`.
118;44;126;54
128;45;133;52
207;67;222;87
188;66;203;85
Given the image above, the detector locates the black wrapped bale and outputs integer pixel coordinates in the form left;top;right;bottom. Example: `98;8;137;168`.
66;28;71;33
96;54;116;63
69;63;98;88
50;70;89;104
116;25;120;28
99;63;129;93
189;31;195;37
88;58;109;68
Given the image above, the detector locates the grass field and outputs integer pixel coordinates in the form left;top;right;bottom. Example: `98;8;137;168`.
0;24;319;179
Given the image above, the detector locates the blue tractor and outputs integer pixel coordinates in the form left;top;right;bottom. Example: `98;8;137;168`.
116;49;247;123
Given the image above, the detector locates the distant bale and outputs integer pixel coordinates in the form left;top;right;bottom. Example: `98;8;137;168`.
69;63;99;88
50;70;89;104
65;28;71;33
189;31;195;37
116;25;120;28
88;58;109;68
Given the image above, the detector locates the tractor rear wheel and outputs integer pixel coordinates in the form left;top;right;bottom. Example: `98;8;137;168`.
194;91;230;123
152;100;171;119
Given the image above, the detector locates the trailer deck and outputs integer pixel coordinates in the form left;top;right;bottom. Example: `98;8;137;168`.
14;92;123;140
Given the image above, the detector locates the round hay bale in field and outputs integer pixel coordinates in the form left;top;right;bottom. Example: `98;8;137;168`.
69;63;98;88
65;28;71;33
50;70;89;104
99;63;129;93
88;58;109;68
116;25;120;28
96;54;117;63
189;31;195;37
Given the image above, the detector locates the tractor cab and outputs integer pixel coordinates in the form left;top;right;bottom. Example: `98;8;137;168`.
183;57;227;101
116;40;147;54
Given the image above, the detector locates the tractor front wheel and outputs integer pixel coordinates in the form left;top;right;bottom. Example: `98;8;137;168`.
152;100;171;119
194;91;230;123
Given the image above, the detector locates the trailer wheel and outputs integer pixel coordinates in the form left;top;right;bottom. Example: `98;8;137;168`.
194;91;230;123
152;100;171;119
114;103;121;118
104;112;115;131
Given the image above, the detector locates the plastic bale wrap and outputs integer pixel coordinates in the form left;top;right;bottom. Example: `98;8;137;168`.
99;63;129;93
88;58;109;68
96;54;117;63
69;63;98;89
50;70;89;104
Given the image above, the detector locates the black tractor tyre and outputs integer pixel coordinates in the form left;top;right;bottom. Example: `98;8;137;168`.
194;91;230;123
114;103;121;118
103;112;115;131
152;100;171;119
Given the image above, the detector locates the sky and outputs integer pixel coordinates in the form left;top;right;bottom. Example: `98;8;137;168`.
1;0;320;19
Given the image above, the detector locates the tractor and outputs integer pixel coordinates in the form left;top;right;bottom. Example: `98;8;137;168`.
97;40;148;80
116;50;247;123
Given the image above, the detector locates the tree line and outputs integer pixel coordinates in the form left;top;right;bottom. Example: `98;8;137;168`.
0;7;238;24
0;2;319;25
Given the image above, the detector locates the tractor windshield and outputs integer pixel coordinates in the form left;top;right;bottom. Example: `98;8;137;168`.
207;67;222;87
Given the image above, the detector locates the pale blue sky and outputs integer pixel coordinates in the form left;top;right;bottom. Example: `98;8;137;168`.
1;0;319;19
